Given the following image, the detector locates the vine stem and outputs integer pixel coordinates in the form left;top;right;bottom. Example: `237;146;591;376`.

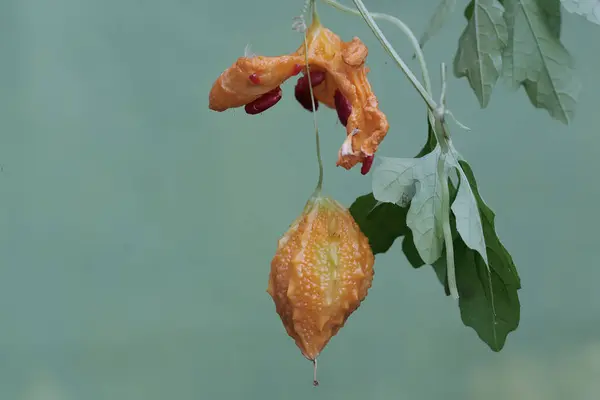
304;0;324;196
347;0;438;113
437;63;457;299
321;0;432;97
439;153;458;299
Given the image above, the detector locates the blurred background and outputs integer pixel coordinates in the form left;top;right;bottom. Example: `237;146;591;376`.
1;0;599;399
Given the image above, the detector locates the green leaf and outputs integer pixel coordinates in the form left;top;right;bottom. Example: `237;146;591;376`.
454;0;508;107
432;251;451;295
402;185;460;271
432;159;521;351
372;157;418;207
503;0;581;124
434;238;520;351
464;1;506;21
352;123;438;258
464;1;475;19
561;0;600;25
357;119;521;351
417;0;457;51
458;161;521;287
402;230;425;268
372;140;479;295
371;146;445;264
539;0;562;37
447;153;488;265
415;122;438;157
403;148;445;265
349;193;408;255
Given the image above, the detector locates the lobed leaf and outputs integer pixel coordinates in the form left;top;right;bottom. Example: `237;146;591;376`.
503;0;581;124
454;0;508;107
458;161;521;287
372;157;419;206
434;237;520;351
372;123;449;266
434;159;521;351
352;126;521;350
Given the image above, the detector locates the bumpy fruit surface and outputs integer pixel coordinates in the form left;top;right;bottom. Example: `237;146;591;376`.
267;195;375;360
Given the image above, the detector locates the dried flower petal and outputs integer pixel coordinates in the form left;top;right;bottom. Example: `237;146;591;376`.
208;18;389;172
298;25;389;170
209;56;303;112
267;195;375;360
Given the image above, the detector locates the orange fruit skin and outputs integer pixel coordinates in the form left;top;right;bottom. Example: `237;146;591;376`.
267;195;375;360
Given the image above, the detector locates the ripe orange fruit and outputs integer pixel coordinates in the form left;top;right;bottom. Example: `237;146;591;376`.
267;194;375;363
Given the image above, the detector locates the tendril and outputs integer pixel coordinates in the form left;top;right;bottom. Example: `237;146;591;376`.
294;0;324;196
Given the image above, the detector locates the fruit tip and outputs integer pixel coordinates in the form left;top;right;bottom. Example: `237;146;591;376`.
312;358;319;387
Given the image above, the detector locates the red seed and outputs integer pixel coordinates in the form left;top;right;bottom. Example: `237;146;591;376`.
295;76;308;94
334;90;352;127
244;87;282;115
305;71;326;87
249;73;261;84
307;71;326;87
295;84;319;112
294;71;326;112
292;64;303;76
361;155;374;175
296;71;326;91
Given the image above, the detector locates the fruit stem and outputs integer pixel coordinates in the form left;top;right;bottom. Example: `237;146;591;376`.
312;359;319;386
304;0;324;196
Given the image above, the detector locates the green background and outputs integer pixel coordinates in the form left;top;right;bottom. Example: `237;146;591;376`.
1;0;599;398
